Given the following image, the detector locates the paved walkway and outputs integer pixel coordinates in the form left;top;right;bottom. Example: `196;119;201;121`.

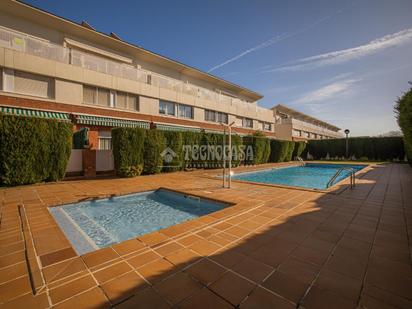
0;163;411;308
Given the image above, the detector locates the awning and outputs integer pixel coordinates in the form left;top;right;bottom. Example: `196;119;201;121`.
75;114;149;129
155;124;201;132
0;106;71;121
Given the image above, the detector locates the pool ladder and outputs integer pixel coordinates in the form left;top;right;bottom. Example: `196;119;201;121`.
326;167;355;189
296;156;305;166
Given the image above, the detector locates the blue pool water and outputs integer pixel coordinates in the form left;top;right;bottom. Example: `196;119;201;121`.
233;163;366;190
49;189;228;254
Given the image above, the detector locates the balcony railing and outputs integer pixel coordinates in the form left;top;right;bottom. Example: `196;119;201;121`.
282;118;342;138
0;27;253;109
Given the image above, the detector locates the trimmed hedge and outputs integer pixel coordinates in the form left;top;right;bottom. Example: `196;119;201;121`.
395;86;412;164
181;131;202;169
307;137;405;161
143;129;166;174
112;127;145;177
163;131;183;172
0;114;72;186
243;132;270;165
269;139;291;162
285;141;296;162
293;141;306;159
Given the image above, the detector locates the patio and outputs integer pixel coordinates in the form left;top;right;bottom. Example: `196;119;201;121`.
0;163;411;308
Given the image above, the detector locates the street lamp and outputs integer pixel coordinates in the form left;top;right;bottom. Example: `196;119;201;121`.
344;129;350;159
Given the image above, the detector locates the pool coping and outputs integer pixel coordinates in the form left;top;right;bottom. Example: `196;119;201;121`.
210;162;373;194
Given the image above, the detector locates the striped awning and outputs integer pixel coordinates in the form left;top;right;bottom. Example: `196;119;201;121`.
155;124;201;132
75;114;149;129
0;106;70;121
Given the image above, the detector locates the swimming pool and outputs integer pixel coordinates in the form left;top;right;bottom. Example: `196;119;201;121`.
49;189;229;254
232;163;366;190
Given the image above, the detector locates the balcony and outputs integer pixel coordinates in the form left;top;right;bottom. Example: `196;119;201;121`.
0;27;252;110
281;118;343;138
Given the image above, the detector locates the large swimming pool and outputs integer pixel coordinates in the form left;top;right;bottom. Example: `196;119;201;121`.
232;163;366;190
49;189;229;254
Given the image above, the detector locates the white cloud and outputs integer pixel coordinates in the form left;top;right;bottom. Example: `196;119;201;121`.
268;28;412;72
294;78;359;104
207;3;353;73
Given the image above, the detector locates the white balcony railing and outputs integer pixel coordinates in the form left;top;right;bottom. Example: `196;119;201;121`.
0;27;256;111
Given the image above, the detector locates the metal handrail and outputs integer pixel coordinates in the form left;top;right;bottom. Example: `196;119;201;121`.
296;156;305;166
326;167;355;189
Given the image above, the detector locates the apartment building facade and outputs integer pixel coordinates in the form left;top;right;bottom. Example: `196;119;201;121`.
273;104;343;141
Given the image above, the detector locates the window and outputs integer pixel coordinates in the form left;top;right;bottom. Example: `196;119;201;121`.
217;112;228;124
262;122;271;131
116;92;127;109
205;109;216;122
98;131;112;150
3;69;54;98
127;95;139;111
159;100;175;116
243;118;253;128
97;88;110;107
83;85;96;104
205;109;228;124
178;104;193;119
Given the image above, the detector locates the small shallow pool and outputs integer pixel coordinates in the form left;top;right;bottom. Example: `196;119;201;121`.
232;163;366;190
49;189;229;254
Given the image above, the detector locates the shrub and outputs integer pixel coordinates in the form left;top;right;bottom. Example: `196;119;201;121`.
269;139;290;162
163;131;183;172
243;132;270;165
143;129;165;174
0;114;72;186
395;85;412;164
112;127;146;177
181;131;202;169
284;141;295;161
230;134;243;167
307;137;404;161
293;141;306;159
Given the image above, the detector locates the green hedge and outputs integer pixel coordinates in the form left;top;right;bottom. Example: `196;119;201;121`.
285;141;296;161
243;132;270;165
307;137;405;161
181;131;202;169
163;131;183;172
269;139;291;162
143;129;166;174
112;127;146;177
395;86;412;164
0;114;72;186
293;141;306;159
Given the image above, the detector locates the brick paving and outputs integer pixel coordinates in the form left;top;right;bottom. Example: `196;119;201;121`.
0;163;411;308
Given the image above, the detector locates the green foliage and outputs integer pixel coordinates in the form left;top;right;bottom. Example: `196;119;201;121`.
112;127;146;177
0;114;72;186
395;85;412;163
230;134;243;167
293;141;306;159
284;141;296;161
163;131;183;172
307;137;405;161
243;132;270;165
72;128;89;149
181;131;202;169
143;129;165;174
269;139;290;162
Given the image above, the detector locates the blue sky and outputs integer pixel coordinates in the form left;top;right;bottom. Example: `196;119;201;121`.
24;0;412;136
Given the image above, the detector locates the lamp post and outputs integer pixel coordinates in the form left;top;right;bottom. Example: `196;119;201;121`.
344;129;350;159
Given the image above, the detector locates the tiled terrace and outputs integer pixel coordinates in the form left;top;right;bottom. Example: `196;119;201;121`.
0;163;411;308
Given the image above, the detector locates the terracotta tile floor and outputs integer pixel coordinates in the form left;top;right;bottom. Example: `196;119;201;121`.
1;163;412;308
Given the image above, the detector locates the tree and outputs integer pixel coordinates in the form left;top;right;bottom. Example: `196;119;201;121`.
394;84;412;164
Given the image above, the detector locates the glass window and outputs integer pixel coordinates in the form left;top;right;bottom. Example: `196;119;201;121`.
127;95;139;111
83;85;96;104
14;70;54;98
159;100;175;116
97;88;110;106
178;104;193;119
98;137;112;150
205;109;216;122
243;118;253;128
263;122;271;131
217;112;228;124
116;92;127;109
